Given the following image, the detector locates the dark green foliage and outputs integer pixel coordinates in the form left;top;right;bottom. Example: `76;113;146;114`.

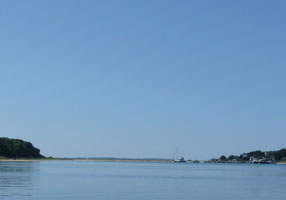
247;150;265;159
215;149;286;163
228;155;235;160
0;137;44;158
220;155;226;160
239;153;250;161
266;149;286;161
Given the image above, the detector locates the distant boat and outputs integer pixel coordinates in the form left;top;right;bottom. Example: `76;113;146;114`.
252;160;275;164
174;146;186;163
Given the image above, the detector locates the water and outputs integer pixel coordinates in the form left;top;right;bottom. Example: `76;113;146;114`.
0;161;285;200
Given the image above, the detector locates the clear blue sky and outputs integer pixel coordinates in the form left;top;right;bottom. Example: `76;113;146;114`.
1;0;285;160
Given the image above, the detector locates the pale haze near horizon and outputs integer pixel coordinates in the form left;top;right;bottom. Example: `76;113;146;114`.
1;0;285;160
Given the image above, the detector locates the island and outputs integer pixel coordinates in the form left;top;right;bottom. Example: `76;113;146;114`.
209;148;286;164
0;137;44;159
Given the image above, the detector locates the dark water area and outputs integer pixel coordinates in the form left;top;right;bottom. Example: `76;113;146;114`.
0;161;285;199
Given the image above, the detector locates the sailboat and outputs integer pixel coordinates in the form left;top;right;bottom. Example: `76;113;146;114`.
174;146;186;163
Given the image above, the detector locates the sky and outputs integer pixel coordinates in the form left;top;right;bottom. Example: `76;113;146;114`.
0;0;285;160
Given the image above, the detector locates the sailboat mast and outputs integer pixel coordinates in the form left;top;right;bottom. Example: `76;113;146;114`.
176;146;179;160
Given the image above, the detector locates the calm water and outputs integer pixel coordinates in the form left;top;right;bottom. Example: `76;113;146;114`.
0;161;285;200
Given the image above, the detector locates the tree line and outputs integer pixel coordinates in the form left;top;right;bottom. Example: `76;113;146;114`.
217;149;286;162
0;137;44;159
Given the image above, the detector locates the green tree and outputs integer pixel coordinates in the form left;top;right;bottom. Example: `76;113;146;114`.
220;155;227;161
228;155;235;160
0;137;44;158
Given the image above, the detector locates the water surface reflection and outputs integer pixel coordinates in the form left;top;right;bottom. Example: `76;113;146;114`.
0;162;39;198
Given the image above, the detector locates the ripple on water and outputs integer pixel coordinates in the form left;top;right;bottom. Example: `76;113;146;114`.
0;162;39;198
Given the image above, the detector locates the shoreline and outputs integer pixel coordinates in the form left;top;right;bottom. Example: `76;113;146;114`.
0;158;174;163
0;158;285;164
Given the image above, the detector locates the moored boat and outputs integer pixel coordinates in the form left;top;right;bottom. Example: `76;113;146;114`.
173;146;186;163
251;157;275;164
253;160;275;164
